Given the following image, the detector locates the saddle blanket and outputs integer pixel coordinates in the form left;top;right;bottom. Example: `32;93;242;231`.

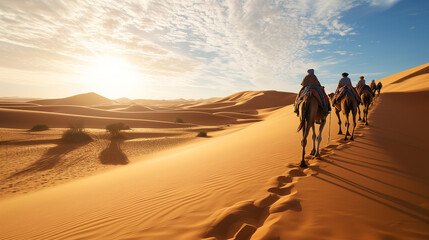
300;85;330;111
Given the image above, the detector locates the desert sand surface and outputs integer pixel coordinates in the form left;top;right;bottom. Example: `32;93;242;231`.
1;65;429;240
0;91;294;199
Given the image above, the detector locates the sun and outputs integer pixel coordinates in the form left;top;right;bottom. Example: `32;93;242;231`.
85;56;141;98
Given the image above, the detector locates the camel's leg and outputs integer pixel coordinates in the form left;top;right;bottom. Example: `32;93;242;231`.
344;111;350;140
310;124;316;155
358;104;362;121
364;104;369;125
350;107;357;141
315;118;326;157
344;101;351;138
336;110;342;135
300;121;310;168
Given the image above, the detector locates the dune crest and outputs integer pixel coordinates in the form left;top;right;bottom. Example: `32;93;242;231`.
377;62;429;92
31;92;114;106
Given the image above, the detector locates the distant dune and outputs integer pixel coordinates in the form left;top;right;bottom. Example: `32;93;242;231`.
115;97;134;104
0;97;43;102
30;92;114;106
0;90;293;128
187;90;296;114
116;104;153;111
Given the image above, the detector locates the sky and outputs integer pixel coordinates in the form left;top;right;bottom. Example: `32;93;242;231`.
0;0;428;100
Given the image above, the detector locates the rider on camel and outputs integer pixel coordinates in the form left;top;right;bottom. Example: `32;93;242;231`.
356;76;374;96
294;69;330;116
332;72;361;105
356;76;366;89
370;79;376;90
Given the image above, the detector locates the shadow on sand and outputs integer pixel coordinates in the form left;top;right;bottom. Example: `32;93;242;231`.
99;138;129;165
9;139;90;178
314;170;429;224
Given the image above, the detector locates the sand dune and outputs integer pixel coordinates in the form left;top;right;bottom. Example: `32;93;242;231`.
116;104;154;111
0;102;40;107
31;92;115;106
0;105;256;127
0;108;194;129
115;97;134;104
1;90;292;128
377;62;429;92
0;66;428;239
187;91;296;114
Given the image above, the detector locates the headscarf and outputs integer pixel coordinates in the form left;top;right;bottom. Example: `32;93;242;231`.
307;69;314;75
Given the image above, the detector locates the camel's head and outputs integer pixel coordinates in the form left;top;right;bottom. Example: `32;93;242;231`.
328;93;334;101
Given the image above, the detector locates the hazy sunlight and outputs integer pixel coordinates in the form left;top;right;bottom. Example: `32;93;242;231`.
85;57;140;98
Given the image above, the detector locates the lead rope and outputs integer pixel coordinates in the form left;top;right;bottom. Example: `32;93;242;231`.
328;110;332;143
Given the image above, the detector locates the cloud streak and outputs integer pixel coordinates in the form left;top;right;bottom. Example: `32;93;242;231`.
0;0;400;97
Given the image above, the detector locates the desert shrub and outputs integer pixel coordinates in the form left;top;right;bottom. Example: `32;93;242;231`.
197;131;207;137
175;117;184;123
106;122;130;138
30;124;49;131
62;123;92;142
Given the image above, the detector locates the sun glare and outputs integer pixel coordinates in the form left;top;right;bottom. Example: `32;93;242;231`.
86;57;141;98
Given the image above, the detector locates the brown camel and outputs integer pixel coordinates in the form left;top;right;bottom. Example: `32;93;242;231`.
297;92;327;168
376;82;383;96
328;92;357;141
357;88;373;125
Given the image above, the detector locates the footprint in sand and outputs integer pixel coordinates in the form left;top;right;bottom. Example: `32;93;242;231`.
270;195;302;213
202;167;309;240
268;183;295;196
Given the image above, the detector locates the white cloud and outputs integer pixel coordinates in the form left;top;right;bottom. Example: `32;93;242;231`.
334;51;348;55
0;0;394;96
368;0;401;8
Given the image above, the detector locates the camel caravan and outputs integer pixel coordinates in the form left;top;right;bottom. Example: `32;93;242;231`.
294;69;382;168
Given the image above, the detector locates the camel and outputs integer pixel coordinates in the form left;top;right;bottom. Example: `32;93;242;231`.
297;91;327;168
357;87;373;125
328;91;357;141
370;82;377;96
376;82;383;96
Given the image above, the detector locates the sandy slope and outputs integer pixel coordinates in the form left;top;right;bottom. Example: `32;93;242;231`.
0;127;218;198
0;106;249;126
377;62;429;92
251;91;429;240
0;66;428;239
0;108;196;128
0;104;316;240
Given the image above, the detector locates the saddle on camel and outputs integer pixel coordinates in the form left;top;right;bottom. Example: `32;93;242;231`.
294;69;331;118
332;72;361;106
356;76;374;97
